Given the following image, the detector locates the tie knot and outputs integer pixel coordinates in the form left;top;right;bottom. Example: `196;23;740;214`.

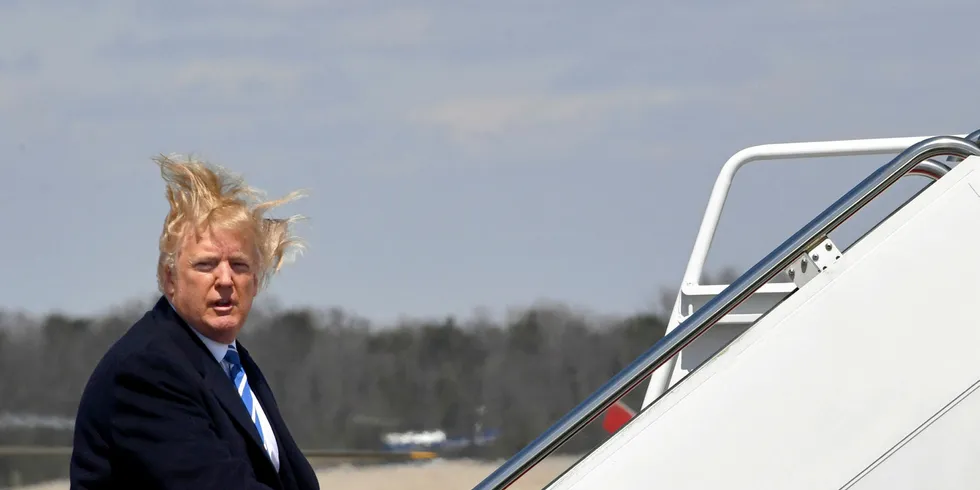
223;346;242;368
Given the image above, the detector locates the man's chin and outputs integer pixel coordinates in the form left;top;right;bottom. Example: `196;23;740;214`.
204;318;243;338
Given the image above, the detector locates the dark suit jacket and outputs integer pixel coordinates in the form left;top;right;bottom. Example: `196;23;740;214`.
69;296;320;490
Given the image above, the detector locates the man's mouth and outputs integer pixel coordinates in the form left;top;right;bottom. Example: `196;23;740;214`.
213;299;234;309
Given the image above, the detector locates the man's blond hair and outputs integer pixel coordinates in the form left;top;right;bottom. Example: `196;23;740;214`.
153;154;305;293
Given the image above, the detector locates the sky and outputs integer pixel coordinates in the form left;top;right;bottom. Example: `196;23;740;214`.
2;0;979;325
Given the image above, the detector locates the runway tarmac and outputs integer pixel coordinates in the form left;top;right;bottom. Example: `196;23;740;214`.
16;455;580;489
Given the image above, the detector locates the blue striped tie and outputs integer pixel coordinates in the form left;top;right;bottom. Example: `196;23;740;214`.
223;346;268;453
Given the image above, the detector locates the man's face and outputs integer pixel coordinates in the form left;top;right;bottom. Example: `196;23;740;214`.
165;225;258;344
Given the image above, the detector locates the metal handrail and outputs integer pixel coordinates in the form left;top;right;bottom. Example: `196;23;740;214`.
909;158;952;180
912;129;980;180
472;135;980;490
946;129;980;163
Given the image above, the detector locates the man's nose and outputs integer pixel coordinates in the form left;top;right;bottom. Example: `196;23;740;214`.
214;262;234;286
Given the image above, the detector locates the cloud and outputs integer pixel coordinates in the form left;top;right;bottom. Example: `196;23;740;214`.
0;51;40;74
3;0;979;177
331;7;434;49
409;87;693;146
171;59;305;98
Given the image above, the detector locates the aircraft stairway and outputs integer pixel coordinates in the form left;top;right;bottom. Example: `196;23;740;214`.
472;131;980;489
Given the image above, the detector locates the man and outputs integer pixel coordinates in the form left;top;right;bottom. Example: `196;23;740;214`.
69;155;319;490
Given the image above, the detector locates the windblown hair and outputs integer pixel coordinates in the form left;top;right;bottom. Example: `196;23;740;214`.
153;153;306;293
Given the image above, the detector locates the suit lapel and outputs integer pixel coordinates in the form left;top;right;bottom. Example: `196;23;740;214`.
154;297;270;458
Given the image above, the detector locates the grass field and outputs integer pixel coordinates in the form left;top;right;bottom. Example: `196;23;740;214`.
16;455;581;489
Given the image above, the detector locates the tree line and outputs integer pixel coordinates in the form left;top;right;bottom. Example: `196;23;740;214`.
0;269;747;485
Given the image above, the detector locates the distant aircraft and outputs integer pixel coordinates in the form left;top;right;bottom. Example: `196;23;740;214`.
381;428;501;452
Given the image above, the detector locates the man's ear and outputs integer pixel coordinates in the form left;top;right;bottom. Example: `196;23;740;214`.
164;265;176;298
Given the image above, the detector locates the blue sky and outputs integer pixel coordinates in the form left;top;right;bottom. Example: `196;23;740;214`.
2;0;979;324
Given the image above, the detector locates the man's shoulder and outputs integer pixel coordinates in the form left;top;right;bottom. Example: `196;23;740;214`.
82;302;199;394
99;308;169;363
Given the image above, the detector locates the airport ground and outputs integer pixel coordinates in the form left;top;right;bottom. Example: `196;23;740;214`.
14;455;581;490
